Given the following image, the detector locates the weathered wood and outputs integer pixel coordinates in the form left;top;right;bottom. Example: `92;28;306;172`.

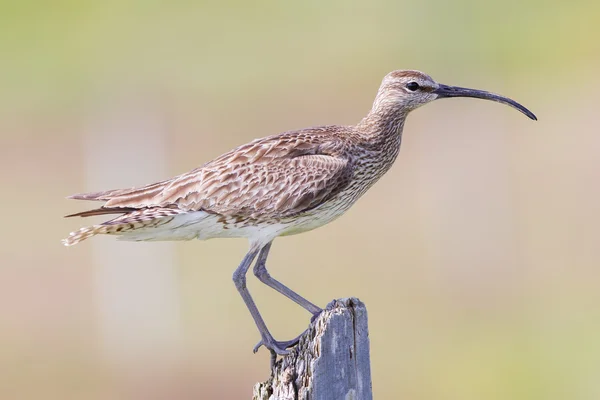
253;298;372;400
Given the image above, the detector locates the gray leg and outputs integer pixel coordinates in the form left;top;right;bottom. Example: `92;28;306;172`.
253;241;322;316
233;245;300;356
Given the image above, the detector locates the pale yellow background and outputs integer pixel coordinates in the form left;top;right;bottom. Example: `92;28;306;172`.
1;1;600;399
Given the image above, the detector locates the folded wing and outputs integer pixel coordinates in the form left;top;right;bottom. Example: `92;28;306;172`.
67;132;353;220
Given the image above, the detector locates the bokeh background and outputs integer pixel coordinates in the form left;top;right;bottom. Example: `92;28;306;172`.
2;1;600;399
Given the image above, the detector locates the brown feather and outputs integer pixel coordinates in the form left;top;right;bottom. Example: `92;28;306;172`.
98;129;355;219
64;207;138;218
62;207;185;246
66;179;171;202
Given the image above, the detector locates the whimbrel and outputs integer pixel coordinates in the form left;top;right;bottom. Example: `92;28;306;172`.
63;70;536;357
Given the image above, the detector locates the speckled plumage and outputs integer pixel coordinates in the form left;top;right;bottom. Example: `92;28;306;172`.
63;69;536;357
63;73;410;246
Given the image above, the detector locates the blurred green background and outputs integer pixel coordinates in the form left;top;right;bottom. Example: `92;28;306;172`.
1;1;599;399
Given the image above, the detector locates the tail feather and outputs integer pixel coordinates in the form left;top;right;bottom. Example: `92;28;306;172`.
64;207;138;218
62;225;113;246
66;189;124;201
62;207;184;246
66;179;170;202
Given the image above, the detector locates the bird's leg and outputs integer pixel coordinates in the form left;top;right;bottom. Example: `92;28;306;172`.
232;246;296;356
253;241;322;317
251;242;323;354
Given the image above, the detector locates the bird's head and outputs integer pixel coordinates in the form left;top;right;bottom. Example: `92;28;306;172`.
373;70;537;120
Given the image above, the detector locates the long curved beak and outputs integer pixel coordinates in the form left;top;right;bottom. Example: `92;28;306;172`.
435;84;537;121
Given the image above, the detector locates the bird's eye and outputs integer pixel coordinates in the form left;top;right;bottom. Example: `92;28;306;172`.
406;82;420;91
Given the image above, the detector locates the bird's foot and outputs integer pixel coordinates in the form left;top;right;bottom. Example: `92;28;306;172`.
254;311;323;368
253;310;322;355
253;330;307;355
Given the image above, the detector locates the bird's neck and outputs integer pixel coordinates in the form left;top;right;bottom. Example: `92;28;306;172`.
356;102;407;147
348;102;407;186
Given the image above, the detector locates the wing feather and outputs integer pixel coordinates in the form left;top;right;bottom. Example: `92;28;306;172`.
68;128;354;220
164;154;351;218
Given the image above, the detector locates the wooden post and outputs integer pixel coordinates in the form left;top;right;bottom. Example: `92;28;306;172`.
253;298;372;400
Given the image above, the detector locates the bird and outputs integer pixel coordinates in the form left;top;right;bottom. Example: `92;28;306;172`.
63;69;537;357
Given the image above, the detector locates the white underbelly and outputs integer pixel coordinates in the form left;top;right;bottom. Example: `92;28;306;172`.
279;199;352;236
118;211;289;244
